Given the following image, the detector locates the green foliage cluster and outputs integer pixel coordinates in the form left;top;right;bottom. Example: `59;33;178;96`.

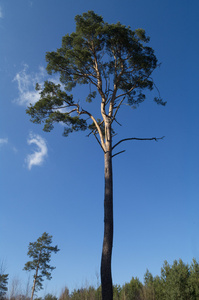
57;259;199;300
3;258;199;300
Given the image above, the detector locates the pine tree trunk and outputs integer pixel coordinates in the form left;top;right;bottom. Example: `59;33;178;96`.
101;126;113;300
30;261;40;300
30;276;36;300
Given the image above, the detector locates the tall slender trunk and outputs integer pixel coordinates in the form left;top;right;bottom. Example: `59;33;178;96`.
30;272;37;300
101;124;113;300
30;258;40;300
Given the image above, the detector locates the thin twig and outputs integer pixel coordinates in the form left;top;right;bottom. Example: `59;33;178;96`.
114;118;122;126
111;97;125;124
93;132;105;153
112;150;126;158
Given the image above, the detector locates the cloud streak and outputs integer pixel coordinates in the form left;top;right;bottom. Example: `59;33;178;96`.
0;6;3;18
0;138;8;147
13;64;46;106
13;64;62;107
26;133;48;170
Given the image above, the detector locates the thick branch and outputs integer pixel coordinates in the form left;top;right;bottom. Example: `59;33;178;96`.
65;108;77;114
92;47;106;102
109;56;124;117
112;136;165;150
79;108;106;151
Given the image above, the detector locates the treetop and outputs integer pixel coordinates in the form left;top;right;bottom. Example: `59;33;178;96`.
26;10;166;145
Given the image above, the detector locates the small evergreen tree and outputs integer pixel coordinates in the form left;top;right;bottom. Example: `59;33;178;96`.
44;294;57;300
23;232;60;300
113;284;122;300
188;258;199;299
122;277;143;300
143;270;155;300
59;287;70;300
161;259;190;300
0;273;8;300
152;275;164;300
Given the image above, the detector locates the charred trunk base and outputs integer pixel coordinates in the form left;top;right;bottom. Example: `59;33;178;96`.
101;255;113;300
101;150;113;300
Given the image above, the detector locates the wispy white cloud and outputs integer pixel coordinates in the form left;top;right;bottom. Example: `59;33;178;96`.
12;146;18;153
0;138;18;153
0;138;8;147
13;64;46;106
26;133;48;170
0;6;4;19
13;64;62;107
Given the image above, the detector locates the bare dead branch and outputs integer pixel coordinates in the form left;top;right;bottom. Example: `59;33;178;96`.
114;118;122;126
111;97;125;124
93;132;105;153
112;150;126;158
112;136;165;150
87;129;95;137
79;108;106;151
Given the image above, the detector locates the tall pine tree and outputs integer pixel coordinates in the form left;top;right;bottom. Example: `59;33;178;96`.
26;11;165;300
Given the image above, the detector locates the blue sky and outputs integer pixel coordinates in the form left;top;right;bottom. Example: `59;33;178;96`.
1;0;199;297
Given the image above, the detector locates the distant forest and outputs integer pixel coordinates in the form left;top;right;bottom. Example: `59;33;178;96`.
2;258;199;300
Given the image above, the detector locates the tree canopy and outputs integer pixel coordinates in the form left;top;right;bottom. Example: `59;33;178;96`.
26;10;165;144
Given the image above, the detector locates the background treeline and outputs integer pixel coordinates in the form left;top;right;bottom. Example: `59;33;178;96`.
2;258;199;300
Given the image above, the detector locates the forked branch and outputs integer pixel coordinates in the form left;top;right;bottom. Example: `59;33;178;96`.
79;108;106;152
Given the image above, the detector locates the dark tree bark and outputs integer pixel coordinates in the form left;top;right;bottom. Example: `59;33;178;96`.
101;125;113;300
